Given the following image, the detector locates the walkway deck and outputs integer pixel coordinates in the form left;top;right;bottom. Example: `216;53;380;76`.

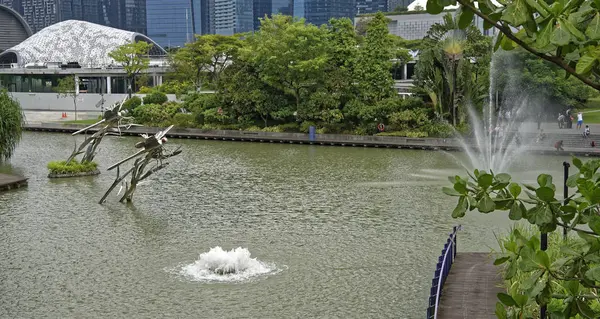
0;173;28;192
437;252;503;319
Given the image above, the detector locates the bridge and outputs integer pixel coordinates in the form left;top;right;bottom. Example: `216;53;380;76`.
426;226;503;319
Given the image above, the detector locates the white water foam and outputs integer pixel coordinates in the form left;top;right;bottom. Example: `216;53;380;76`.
177;247;279;283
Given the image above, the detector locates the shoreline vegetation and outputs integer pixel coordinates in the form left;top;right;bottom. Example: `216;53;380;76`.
47;160;99;178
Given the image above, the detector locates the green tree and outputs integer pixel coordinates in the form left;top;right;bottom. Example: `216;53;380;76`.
426;0;600;92
108;41;152;97
240;14;329;110
54;75;79;120
444;157;600;318
354;12;396;105
0;90;24;161
171;34;242;90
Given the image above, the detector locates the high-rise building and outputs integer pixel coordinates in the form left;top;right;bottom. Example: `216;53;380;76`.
356;0;387;15
200;0;215;34
214;0;253;35
253;0;292;29
303;0;355;27
147;0;196;48
17;0;145;33
0;0;22;14
387;0;411;11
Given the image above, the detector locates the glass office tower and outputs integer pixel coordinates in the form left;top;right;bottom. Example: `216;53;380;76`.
147;0;194;48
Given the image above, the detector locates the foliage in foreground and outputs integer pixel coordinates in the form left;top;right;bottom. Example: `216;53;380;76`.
0;90;24;161
47;160;98;174
444;157;600;318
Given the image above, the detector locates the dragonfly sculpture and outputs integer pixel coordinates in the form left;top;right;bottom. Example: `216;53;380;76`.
66;97;140;164
100;125;182;203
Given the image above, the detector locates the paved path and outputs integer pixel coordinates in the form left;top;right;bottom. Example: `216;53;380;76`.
436;253;503;319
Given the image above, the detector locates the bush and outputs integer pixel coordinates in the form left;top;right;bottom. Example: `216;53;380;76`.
377;131;428;137
122;96;142;112
172;113;196;128
300;121;317;133
278;122;300;132
143;91;168;105
47;160;98;174
262;126;284;133
133;103;176;126
425;122;454;138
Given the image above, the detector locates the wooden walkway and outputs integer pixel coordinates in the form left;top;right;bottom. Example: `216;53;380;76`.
0;173;28;192
436;252;504;319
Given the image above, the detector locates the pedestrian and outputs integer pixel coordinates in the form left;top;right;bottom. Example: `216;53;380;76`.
583;125;591;138
555;140;564;151
577;112;583;129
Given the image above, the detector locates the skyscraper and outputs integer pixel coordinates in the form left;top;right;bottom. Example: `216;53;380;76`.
146;0;195;48
356;0;387;15
214;0;253;35
303;0;355;27
253;0;292;29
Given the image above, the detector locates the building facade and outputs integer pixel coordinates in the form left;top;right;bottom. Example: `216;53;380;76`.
147;0;197;48
0;3;32;53
214;0;253;35
356;0;387;15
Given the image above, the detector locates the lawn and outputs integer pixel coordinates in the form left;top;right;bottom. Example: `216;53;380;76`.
575;97;600;124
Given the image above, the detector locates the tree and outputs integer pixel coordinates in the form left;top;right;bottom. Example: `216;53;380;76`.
354;12;396;105
171;34;242;90
444;158;600;318
54;75;79;120
425;0;600;93
0;90;24;161
108;41;152;97
240;15;329;110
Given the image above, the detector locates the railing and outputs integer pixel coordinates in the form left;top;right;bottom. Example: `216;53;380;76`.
426;225;461;319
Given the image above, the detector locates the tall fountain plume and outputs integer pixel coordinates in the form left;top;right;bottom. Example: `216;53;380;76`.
454;50;535;174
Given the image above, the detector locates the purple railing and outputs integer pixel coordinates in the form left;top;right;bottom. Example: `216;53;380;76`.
426;225;461;319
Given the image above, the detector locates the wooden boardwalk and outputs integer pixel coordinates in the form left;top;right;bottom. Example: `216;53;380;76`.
436;252;504;319
0;173;28;192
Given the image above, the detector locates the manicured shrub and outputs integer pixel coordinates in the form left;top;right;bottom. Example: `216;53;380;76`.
143;91;168;105
47;160;98;174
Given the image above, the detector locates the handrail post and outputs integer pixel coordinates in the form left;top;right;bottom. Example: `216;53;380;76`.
431;225;461;319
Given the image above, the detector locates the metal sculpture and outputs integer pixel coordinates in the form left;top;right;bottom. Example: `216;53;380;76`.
99;125;182;203
66;97;139;163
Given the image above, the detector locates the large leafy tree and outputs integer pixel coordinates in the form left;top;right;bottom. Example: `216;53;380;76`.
426;0;600;92
354;12;396;105
171;34;242;90
0;90;24;161
108;41;152;97
240;15;329;110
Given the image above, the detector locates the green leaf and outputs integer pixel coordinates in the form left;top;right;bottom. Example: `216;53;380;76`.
535;250;550;268
458;7;475;29
564;280;580;295
426;0;444;14
566;173;579;188
586;13;600;40
585;266;600;282
536;187;555;202
497;292;516;306
551;23;572;46
536;19;554;48
505;258;517;279
452;196;468;218
576;54;597;75
573;157;583;169
509;201;523;220
522;269;543;289
478;174;494;189
496;173;511;184
495;302;507;319
442;187;461;196
453;181;467;194
524;0;549;17
501;0;530;26
576;298;597;318
559;17;586;41
478;194;496;213
589;215;600;234
529;206;554;225
494;256;510;265
513;294;528;307
494;33;504;51
467;195;477;210
500;36;516;51
508;183;522;198
537;174;552;187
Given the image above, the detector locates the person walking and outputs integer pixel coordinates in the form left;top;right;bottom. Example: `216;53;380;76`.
577;112;583;129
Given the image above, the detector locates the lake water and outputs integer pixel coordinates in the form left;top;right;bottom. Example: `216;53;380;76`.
0;132;570;318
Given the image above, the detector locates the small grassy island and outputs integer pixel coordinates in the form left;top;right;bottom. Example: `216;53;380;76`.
47;160;100;178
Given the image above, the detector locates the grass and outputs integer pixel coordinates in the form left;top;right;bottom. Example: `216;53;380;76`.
47;160;98;175
62;119;100;125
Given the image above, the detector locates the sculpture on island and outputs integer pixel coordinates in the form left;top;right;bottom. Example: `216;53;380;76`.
99;125;182;203
66;97;138;163
47;97;140;178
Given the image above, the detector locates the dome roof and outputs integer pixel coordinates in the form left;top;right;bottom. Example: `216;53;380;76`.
0;4;32;52
0;20;166;66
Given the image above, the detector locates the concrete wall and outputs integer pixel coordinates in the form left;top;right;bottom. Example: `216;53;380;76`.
10;92;178;111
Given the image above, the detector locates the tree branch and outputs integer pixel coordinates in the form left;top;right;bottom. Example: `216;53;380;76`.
556;222;599;236
456;0;600;91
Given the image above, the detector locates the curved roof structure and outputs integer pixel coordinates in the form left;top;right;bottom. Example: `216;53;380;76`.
0;4;33;53
0;20;167;66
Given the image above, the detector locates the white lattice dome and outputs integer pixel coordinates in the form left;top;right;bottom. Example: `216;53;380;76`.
0;20;166;66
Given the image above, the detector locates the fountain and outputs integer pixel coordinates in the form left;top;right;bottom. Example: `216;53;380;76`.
177;247;279;282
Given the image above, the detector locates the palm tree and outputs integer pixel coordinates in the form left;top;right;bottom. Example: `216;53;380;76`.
441;30;466;126
0;89;25;161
